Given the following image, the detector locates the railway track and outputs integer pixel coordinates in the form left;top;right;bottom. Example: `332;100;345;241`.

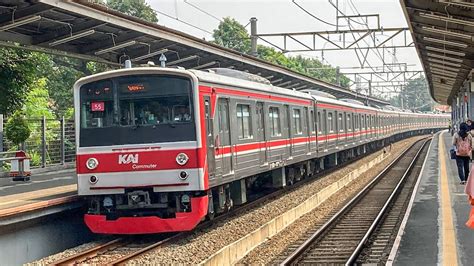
279;138;429;265
52;138;420;265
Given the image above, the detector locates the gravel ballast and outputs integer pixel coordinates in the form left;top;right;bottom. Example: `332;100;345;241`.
127;137;422;265
239;137;424;264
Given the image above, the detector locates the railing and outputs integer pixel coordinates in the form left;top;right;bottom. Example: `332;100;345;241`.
1;115;76;169
0;150;31;181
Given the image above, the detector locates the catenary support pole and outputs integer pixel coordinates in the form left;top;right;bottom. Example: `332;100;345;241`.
250;17;258;57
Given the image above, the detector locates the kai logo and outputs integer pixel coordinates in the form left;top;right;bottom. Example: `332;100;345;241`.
118;154;139;165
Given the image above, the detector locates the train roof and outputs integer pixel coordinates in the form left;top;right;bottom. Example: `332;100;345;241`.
74;66;448;117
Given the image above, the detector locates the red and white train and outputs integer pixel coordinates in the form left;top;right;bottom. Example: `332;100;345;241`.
74;66;448;234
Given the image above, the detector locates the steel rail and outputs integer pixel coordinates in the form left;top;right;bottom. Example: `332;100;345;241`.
51;238;125;265
345;138;429;265
53;137;415;265
280;138;428;265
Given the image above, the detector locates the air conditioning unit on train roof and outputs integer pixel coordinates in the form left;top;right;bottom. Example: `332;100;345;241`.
339;98;366;106
301;89;337;99
205;68;271;85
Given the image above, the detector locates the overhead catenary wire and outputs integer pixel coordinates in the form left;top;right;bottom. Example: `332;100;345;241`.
292;0;347;28
153;6;213;35
183;0;223;22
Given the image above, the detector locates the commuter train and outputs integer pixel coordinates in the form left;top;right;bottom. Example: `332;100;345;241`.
74;66;448;234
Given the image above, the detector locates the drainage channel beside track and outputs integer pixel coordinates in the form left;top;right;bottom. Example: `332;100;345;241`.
279;138;429;265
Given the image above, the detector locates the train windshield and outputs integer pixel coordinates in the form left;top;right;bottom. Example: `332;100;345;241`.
79;75;195;147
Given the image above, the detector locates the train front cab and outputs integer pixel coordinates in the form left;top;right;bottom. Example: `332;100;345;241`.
74;68;210;234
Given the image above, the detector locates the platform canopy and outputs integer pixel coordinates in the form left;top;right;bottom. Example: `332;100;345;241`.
0;0;389;106
400;0;474;105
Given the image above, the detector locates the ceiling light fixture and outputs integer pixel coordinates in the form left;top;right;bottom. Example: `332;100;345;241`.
427;58;462;67
131;48;169;62
192;61;218;69
423;36;468;48
419;12;474;27
421;26;473;40
167;55;199;66
426;52;464;63
0;15;42;32
95;41;137;55
49;30;96;46
425;46;466;56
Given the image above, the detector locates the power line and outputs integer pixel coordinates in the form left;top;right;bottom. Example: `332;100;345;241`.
154;7;213;35
183;0;223;22
292;0;346;27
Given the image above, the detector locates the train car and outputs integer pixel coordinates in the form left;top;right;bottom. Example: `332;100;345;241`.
74;65;449;234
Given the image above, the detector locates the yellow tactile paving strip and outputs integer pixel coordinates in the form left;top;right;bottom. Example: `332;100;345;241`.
0;184;77;211
438;132;459;266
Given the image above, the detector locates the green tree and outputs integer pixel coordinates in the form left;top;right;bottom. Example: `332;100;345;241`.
0;48;45;115
390;77;434;111
95;0;158;23
213;17;251;53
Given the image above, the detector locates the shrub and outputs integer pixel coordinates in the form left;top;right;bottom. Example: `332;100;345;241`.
5;112;31;147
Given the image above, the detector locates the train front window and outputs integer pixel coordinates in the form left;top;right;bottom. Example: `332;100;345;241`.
79;75;195;147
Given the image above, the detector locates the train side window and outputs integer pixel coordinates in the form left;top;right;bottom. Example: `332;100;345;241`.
205;99;212;136
328;112;334;133
317;112;322;134
269;107;281;137
338;113;344;132
311;110;316;134
347;113;352;131
293;109;302;135
236;104;252;140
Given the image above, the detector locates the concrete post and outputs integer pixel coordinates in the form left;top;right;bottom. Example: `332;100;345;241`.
250;17;258;57
0;114;3;152
0;114;3;168
41;116;46;168
336;66;340;86
60;116;65;165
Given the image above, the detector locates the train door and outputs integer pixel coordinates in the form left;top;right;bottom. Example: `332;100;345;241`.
309;109;317;153
256;102;267;165
285;105;292;158
317;110;326;153
216;98;233;176
304;107;311;154
204;97;215;180
346;112;353;145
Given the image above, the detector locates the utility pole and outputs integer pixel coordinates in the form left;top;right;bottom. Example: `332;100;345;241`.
368;80;372;97
336;66;340;86
250;17;258;57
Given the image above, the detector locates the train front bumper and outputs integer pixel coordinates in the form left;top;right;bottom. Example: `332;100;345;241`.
84;196;208;234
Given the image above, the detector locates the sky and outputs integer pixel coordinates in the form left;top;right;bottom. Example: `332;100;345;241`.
147;0;422;94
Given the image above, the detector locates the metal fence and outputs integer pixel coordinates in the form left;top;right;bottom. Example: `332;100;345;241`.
1;115;76;169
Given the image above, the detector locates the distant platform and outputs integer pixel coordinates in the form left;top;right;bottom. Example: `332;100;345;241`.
389;131;474;265
0;170;80;223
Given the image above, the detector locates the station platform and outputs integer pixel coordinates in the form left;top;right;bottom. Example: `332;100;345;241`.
390;131;474;265
0;170;80;223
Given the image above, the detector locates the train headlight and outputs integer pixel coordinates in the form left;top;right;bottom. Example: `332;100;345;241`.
86;158;99;170
181;194;190;204
176;153;189;166
179;171;189;180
